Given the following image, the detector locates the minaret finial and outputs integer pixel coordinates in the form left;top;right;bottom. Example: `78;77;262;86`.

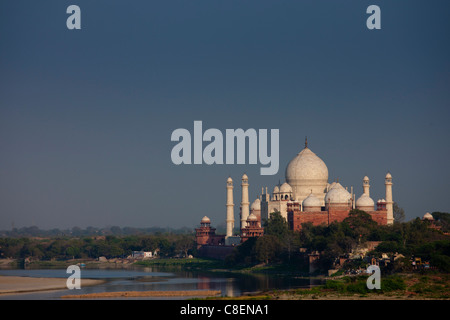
305;136;308;148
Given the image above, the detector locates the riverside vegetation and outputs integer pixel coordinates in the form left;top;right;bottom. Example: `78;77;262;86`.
1;210;449;299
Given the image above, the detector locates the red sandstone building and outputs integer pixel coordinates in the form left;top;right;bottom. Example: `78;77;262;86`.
195;216;225;249
287;196;388;232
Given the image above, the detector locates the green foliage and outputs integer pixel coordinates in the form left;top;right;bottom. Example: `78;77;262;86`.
381;276;406;291
263;211;289;241
431;212;450;232
324;275;406;295
253;235;281;264
430;254;450;273
0;233;196;260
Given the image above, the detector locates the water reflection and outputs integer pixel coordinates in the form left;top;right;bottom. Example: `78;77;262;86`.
0;266;323;300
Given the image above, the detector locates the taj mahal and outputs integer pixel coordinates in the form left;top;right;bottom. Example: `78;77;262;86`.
196;139;393;248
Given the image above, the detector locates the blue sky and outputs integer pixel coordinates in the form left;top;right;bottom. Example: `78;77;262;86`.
0;1;449;229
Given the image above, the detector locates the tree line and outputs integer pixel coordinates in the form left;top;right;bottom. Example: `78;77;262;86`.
0;225;194;238
225;210;450;273
0;233;195;261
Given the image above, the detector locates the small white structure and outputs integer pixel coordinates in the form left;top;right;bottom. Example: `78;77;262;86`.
132;251;152;259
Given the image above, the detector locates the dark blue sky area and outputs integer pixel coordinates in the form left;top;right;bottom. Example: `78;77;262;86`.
0;1;449;229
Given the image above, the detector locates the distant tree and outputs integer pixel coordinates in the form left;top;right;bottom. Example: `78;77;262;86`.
175;235;195;257
342;209;377;241
432;212;450;232
109;226;122;235
253;235;281;264
393;203;405;223
71;226;83;237
263;211;289;241
283;231;299;262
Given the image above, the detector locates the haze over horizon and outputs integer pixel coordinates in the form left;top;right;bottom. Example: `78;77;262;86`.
1;1;449;230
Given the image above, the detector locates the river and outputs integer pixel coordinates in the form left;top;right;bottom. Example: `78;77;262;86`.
0;266;323;300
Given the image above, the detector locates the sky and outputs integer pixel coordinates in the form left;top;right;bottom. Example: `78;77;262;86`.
0;0;449;230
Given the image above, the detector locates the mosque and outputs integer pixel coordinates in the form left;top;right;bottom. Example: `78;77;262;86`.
195;139;393;248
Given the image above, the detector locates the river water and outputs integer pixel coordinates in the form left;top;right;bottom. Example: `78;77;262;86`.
0;266;322;300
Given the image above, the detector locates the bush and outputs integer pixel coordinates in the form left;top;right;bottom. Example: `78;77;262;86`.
324;280;346;292
346;281;369;294
431;254;450;273
381;276;406;292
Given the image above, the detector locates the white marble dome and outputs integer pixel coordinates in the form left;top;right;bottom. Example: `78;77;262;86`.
280;182;292;193
273;186;280;194
251;198;261;211
356;193;375;208
201;216;210;223
423;212;434;220
285;147;329;200
247;213;258;221
302;192;322;207
325;182;351;204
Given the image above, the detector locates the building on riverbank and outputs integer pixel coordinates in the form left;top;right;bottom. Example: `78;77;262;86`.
195;139;392;258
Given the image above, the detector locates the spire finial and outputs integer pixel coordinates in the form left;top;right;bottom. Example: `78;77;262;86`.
305;136;308;148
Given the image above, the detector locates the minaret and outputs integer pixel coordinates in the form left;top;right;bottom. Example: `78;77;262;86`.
385;172;393;225
226;177;235;238
240;174;250;230
363;176;370;196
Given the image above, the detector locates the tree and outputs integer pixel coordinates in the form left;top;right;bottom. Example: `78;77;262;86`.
253;235;281;264
432;212;450;232
175;235;194;257
263;211;289;241
342;209;377;241
393;202;405;223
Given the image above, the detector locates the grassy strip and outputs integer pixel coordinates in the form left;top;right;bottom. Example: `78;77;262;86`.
208;273;450;300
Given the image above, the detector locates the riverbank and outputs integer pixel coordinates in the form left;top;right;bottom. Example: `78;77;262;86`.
62;290;222;299
0;276;105;295
209;272;450;300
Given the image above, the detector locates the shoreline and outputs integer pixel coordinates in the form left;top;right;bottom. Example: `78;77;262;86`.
0;275;105;295
62;290;222;299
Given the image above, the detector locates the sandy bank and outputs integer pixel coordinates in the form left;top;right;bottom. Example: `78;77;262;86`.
0;276;104;295
62;290;222;299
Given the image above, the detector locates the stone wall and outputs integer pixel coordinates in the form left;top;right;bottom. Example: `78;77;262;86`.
196;245;235;260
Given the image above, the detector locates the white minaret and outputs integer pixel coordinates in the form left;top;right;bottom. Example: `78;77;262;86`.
240;174;250;230
385;172;393;225
363;176;370;196
226;177;235;238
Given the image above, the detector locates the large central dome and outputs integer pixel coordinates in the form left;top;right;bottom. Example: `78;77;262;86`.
285;146;329;202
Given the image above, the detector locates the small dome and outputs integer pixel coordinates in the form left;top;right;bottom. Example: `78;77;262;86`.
247;213;258;221
242;174;248;180
423;212;434;221
227;177;233;183
325;182;351;204
280;182;292;193
363;176;369;181
303;192;321;207
201;216;210;223
273;186;280;194
356;193;375;208
251;198;261;211
386;172;392;179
